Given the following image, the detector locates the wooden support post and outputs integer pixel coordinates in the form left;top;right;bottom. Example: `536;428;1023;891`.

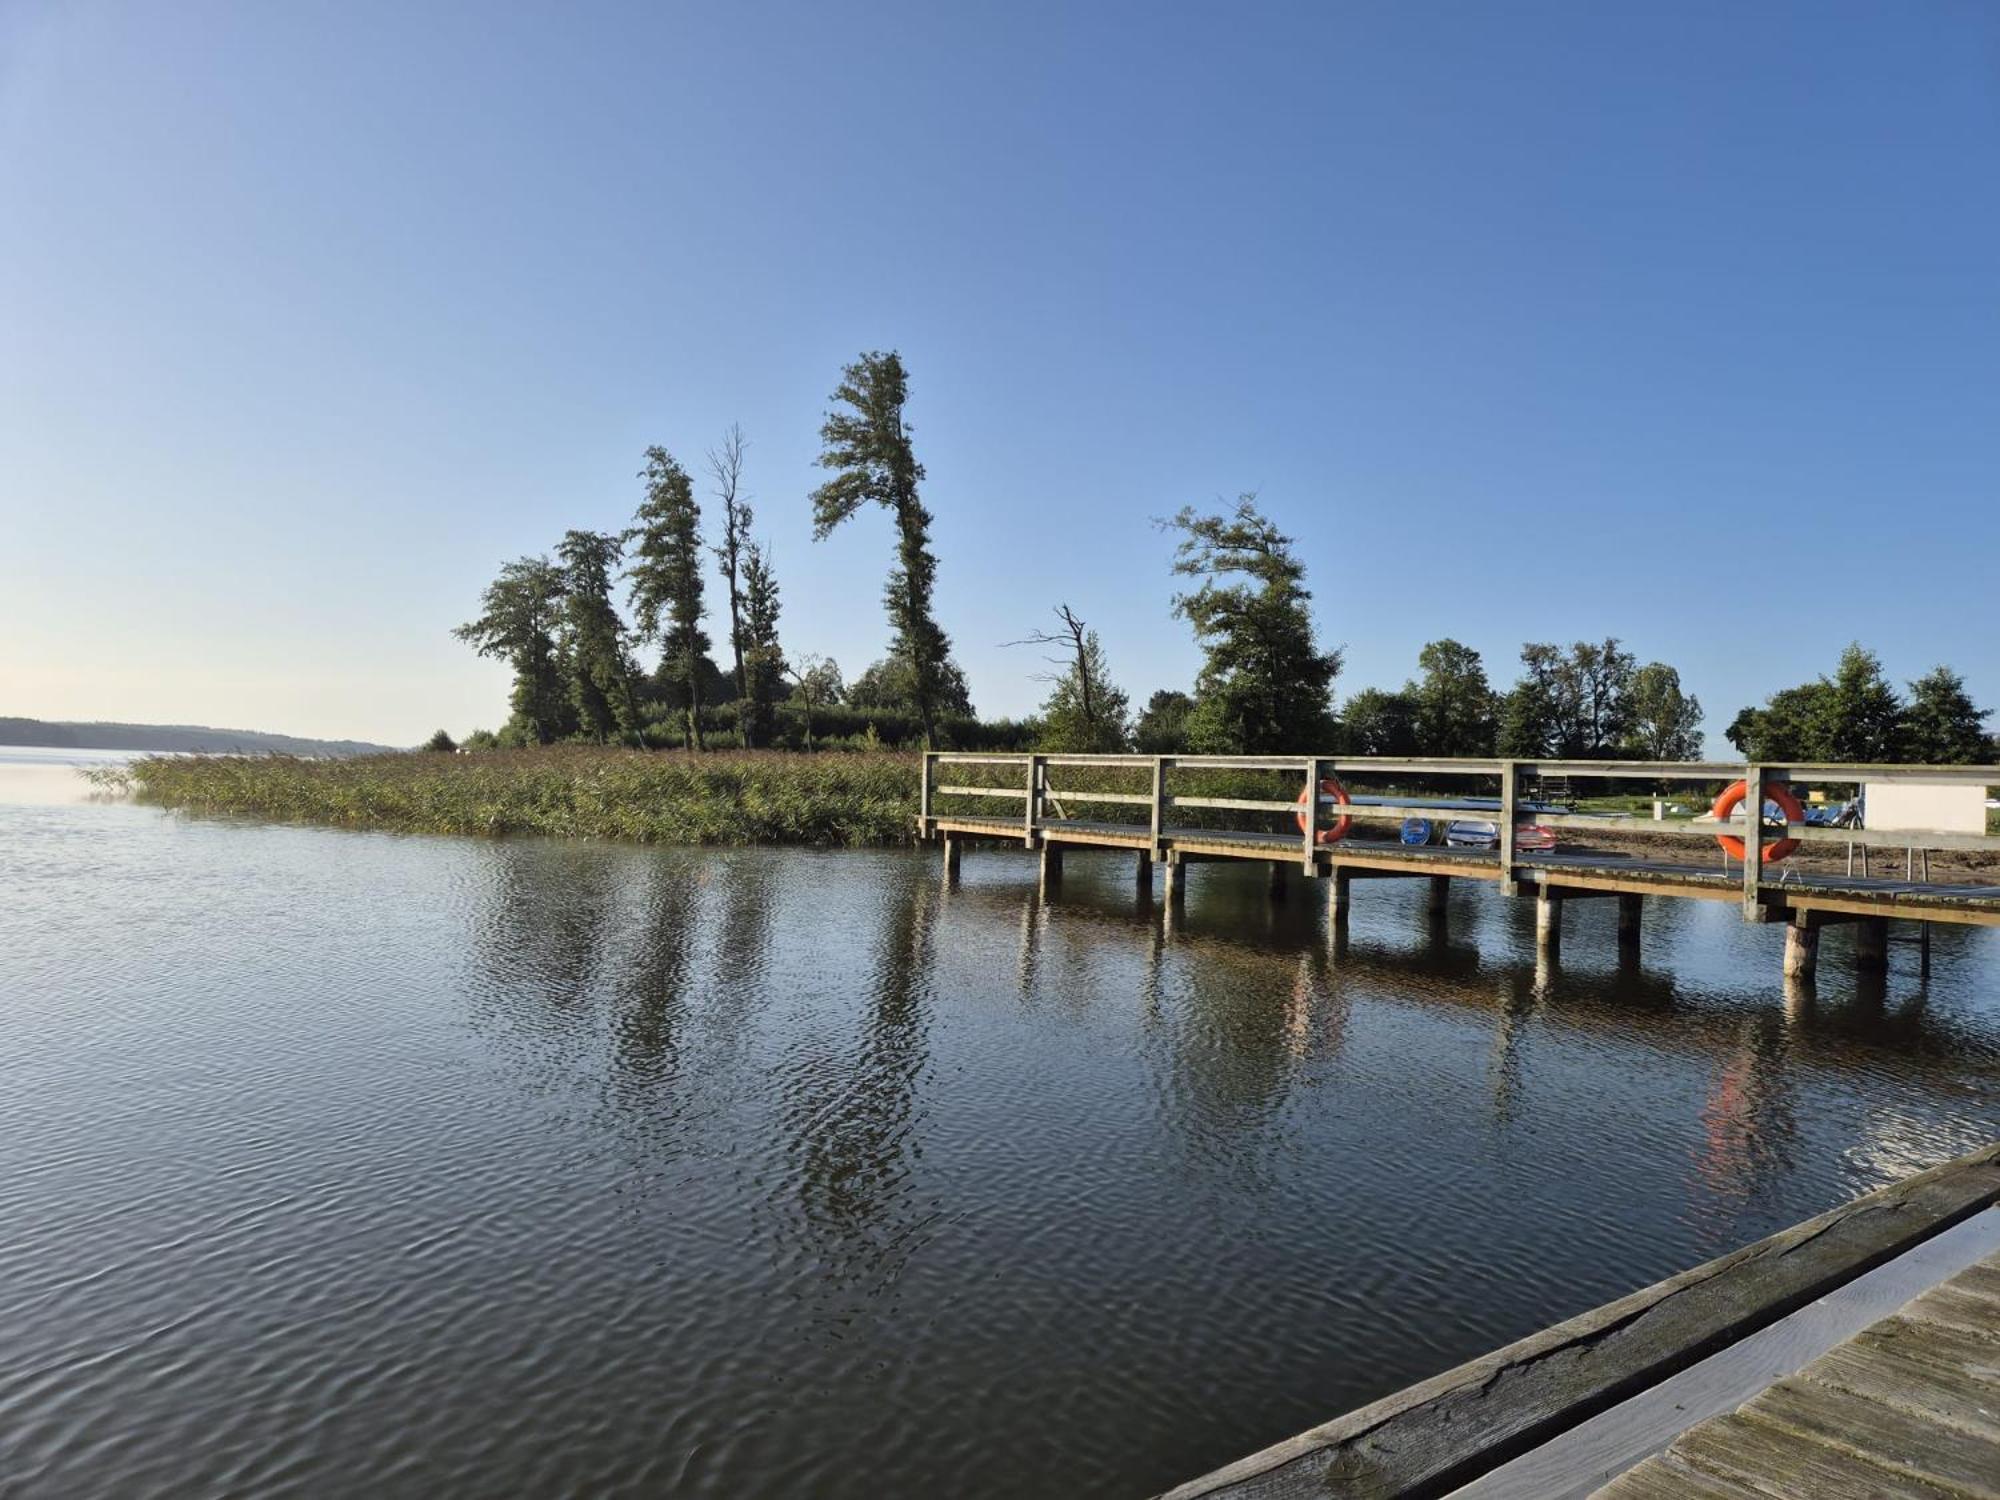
1536;887;1562;960
1301;756;1320;874
1741;763;1765;919
1025;754;1045;847
1784;915;1820;984
1854;916;1889;972
1269;861;1289;903
1919;921;1932;978
1038;842;1063;894
1163;852;1185;907
1498;759;1519;895
1330;866;1352;927
1617;893;1642;952
1135;849;1153;897
920;750;934;829
942;834;961;884
1148;756;1167;861
1428;875;1450;917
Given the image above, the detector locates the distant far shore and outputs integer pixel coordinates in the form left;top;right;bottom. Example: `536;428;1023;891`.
0;716;393;758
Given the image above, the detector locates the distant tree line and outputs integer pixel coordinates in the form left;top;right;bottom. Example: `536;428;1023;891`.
449;353;1993;765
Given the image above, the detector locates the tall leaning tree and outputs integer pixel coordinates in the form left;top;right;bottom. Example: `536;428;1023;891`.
627;446;710;750
810;351;955;748
707;424;755;745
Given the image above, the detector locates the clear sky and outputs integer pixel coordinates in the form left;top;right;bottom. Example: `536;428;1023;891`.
3;0;1995;747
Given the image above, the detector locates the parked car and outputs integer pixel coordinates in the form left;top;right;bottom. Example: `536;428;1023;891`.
1444;819;1556;852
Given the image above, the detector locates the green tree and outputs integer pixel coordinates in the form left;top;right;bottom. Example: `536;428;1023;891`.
556;528;642;743
1343;687;1419;756
1625;662;1704;760
453;555;572;744
1812;643;1903;763
1161;497;1339;753
1726;682;1832;761
627;446;710;750
1497;673;1555;758
1010;604;1130;752
1132;690;1194;754
422;728;458;753
1409;638;1496;756
811;351;957;747
848;653;973;716
739;540;786;749
1498;639;1635;757
707;424;757;745
1900;665;1989;763
786;653;844;752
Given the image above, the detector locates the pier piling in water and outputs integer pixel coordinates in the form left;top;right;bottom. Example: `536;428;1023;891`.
1536;888;1562;960
1428;875;1450;917
1784;914;1820;983
1618;893;1642;952
1855;916;1889;971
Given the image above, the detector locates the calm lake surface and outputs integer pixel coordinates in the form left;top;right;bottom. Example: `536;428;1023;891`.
3;755;1997;1498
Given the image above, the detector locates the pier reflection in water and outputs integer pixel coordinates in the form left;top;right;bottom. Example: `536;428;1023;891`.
1;802;1996;1499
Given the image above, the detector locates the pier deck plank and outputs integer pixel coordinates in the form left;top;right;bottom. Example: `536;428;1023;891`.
1594;1247;2000;1500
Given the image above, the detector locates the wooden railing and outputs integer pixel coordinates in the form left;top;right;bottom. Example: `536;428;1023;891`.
920;753;2000;912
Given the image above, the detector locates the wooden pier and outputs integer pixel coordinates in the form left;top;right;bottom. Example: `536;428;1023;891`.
1155;1144;2000;1499
919;753;2000;983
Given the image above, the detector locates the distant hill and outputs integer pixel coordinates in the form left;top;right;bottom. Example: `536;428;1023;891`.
0;716;396;757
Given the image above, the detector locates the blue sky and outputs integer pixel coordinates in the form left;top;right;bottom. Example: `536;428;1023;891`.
3;0;1995;746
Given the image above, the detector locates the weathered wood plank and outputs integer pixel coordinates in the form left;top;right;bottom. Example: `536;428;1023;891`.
1670;1410;1959;1499
1743;1375;2000;1499
1593;1450;1769;1499
1809;1340;2000;1441
1899;1281;2000;1340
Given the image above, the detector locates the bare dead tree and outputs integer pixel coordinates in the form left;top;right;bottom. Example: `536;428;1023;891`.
1004;603;1098;728
706;423;754;745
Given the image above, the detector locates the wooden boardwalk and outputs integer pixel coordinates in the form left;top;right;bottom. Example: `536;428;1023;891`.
1156;1147;2000;1500
921;753;2000;982
1598;1244;2000;1499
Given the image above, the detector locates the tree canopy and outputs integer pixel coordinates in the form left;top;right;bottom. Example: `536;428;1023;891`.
1162;497;1339;753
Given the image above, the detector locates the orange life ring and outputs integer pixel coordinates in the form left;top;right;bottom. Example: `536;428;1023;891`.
1712;780;1804;863
1295;777;1352;844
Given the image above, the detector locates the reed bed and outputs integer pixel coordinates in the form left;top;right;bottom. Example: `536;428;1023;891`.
98;750;1477;850
101;748;923;846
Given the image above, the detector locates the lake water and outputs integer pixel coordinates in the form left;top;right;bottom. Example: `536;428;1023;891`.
3;753;1997;1498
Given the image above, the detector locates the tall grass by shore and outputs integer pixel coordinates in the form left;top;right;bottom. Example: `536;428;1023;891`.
96;748;1335;848
100;748;924;846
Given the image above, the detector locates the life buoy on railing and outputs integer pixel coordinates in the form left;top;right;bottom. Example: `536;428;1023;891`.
1712;779;1805;863
1295;777;1352;844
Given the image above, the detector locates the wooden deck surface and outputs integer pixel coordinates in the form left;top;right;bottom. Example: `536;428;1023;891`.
1595;1247;2000;1499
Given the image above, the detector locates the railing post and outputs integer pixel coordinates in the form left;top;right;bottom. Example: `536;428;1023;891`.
1301;756;1320;873
1498;759;1519;895
1149;756;1167;857
1026;754;1045;848
919;750;934;833
1742;763;1765;919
